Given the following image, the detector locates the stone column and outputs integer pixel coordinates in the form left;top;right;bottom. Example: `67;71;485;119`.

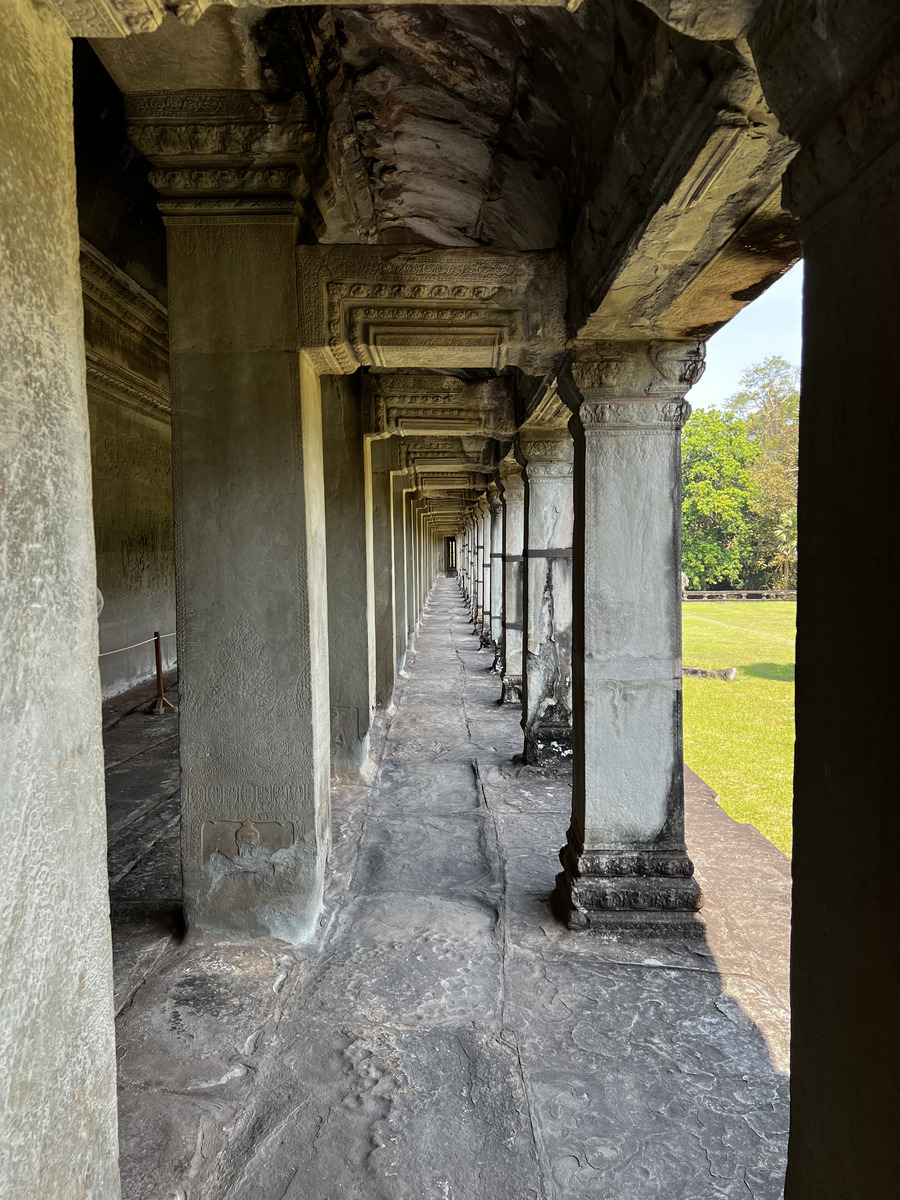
1;2;120;1191
551;343;704;935
518;433;575;763
369;439;396;711
488;483;504;666
474;495;489;638
480;495;493;647
404;490;417;651
499;453;526;703
323;375;376;781
391;472;409;675
466;517;477;616
161;200;329;940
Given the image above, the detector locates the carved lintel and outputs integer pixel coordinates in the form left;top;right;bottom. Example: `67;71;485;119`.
297;246;566;376
49;0;167;37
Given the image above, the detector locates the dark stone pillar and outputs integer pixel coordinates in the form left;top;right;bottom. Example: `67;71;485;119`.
369;439;396;711
323;375;376;781
748;13;900;1193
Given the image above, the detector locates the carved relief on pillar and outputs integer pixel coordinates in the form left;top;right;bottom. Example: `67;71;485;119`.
296;246;565;376
517;432;574;764
553;338;705;935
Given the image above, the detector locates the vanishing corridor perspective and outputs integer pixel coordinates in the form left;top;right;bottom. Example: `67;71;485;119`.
109;580;791;1196
1;0;898;1197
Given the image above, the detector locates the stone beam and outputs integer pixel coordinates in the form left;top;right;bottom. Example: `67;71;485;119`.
297;246;565;375
570;33;798;342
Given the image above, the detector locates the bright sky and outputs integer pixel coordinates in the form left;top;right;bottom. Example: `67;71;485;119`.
687;262;803;410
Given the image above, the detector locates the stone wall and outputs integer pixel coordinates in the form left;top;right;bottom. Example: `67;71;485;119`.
89;391;175;696
81;240;175;697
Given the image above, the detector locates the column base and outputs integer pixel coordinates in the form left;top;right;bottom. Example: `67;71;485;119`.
524;723;573;765
479;628;494;650
551;832;704;937
500;673;523;703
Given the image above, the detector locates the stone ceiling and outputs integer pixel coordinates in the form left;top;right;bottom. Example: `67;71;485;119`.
89;0;801;496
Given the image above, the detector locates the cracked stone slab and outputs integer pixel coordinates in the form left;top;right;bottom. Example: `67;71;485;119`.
353;812;498;896
307;893;502;1027
223;1023;543;1200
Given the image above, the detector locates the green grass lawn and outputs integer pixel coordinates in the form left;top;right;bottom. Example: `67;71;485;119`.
682;602;796;856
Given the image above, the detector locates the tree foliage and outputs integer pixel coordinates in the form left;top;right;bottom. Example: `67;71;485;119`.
681;409;759;589
681;356;801;591
726;357;800;588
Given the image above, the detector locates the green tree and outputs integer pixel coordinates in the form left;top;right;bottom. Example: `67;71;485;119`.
681;409;759;589
725;357;800;588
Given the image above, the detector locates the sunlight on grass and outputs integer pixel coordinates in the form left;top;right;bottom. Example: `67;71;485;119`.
682;602;795;856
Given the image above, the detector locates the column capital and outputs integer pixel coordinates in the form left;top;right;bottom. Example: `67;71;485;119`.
516;431;574;477
125;90;312;220
577;397;692;433
570;339;705;401
498;451;525;498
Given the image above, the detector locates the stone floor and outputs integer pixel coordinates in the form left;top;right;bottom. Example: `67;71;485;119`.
106;578;790;1199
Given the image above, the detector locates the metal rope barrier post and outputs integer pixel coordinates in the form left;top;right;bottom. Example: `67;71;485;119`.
152;631;177;716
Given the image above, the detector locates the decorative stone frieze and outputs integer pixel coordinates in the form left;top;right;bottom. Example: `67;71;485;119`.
80;240;171;425
125;89;317;225
297;246;565;375
52;0;582;39
364;373;515;439
553;340;703;935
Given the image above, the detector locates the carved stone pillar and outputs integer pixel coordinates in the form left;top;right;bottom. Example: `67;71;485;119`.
475;495;490;639
488;483;504;663
552;342;704;935
369;439;396;711
404;489;417;652
479;492;494;649
471;505;481;625
136;92;330;938
391;471;409;675
518;434;574;763
498;453;525;703
1;2;120;1189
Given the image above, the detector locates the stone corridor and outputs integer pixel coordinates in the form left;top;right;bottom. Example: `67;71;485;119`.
110;579;790;1199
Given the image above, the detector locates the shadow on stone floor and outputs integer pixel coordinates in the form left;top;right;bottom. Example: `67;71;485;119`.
105;580;789;1200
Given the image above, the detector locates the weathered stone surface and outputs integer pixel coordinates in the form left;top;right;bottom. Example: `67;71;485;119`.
1;0;121;1192
110;580;789;1197
518;433;574;764
323;373;377;781
167;213;330;942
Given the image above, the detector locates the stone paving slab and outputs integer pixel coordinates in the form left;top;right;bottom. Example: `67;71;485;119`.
108;578;790;1199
